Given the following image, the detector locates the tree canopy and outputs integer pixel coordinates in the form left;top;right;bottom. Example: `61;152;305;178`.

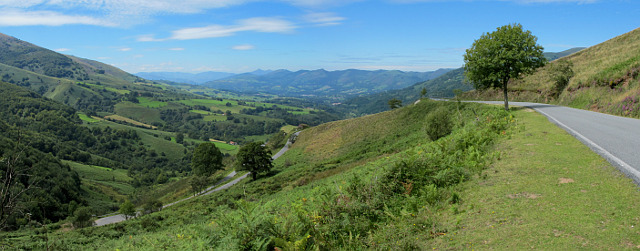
191;143;224;177
463;23;546;110
235;142;273;180
388;98;402;109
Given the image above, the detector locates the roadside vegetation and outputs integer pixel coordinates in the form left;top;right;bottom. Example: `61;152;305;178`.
432;107;640;249
463;27;640;119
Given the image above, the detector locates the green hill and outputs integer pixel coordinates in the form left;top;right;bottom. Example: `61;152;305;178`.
464;28;640;118
6;99;514;249
344;67;472;115
542;47;585;61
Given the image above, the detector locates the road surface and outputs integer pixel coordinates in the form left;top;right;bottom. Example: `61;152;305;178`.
476;101;640;184
94;131;301;226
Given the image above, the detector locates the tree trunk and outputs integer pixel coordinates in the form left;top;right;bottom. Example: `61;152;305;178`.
251;172;256;180
502;78;509;111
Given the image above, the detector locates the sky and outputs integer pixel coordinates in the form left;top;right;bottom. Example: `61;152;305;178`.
0;0;638;74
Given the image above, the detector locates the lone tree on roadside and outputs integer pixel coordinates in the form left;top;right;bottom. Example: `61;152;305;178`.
192;143;223;177
119;200;136;220
236;142;273;180
420;87;427;98
463;23;546;111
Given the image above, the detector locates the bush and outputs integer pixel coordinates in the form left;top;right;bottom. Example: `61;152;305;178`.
550;60;574;98
72;207;93;229
425;106;453;140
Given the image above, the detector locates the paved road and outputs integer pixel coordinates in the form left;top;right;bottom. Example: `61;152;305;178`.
94;131;301;227
476;101;640;184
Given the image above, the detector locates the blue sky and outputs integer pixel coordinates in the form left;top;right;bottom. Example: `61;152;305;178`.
0;0;638;73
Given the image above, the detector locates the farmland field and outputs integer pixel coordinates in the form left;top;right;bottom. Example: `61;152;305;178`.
137;97;167;108
77;112;100;123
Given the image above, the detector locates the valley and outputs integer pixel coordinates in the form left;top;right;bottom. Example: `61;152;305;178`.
1;12;640;251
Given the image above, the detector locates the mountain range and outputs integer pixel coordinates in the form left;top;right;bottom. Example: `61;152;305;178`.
201;68;453;98
135;70;274;85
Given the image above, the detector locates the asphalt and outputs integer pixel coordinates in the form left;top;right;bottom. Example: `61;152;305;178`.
475;101;640;184
94;131;301;227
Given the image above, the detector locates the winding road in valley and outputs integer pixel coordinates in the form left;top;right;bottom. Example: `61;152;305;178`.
475;101;640;184
94;131;301;227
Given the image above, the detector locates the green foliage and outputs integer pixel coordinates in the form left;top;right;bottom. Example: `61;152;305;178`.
425;106;453;140
236;142;273;180
142;199;163;214
190;176;209;195
191;143;223;176
464;23;546;110
388;98;402;109
549;60;574;98
119;200;136;220
71;207;93;228
175;132;184;144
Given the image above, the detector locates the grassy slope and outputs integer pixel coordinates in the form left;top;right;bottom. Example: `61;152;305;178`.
8;100;512;249
433;107;640;249
464;27;640;118
12;101;639;249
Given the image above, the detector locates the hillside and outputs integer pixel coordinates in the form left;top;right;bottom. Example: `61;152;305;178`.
344;67;472;115
463;28;640;118
0;33;350;232
3;99;517;249
203;68;452;98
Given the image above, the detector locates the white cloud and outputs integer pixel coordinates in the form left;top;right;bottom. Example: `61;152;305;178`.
169;47;185;51
304;12;345;26
167;17;295;40
55;48;70;52
0;9;115;26
118;47;132;51
0;0;363;27
232;44;255;50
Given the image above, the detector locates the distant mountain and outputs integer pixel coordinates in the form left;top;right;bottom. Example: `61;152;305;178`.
543;47;586;61
203;68;452;98
135;71;236;85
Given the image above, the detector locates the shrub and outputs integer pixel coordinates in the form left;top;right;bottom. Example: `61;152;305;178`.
549;60;574;98
71;207;93;229
425;106;452;140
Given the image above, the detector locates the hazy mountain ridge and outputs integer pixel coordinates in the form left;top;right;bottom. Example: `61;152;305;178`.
202;68;453;98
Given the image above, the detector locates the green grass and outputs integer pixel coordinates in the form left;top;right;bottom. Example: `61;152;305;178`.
280;125;297;134
203;114;227;122
77;112;99;123
114;101;163;124
64;161;134;214
431;107;640;249
184;138;239;154
65;161;132;184
189;109;212;115
137;97;167;108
